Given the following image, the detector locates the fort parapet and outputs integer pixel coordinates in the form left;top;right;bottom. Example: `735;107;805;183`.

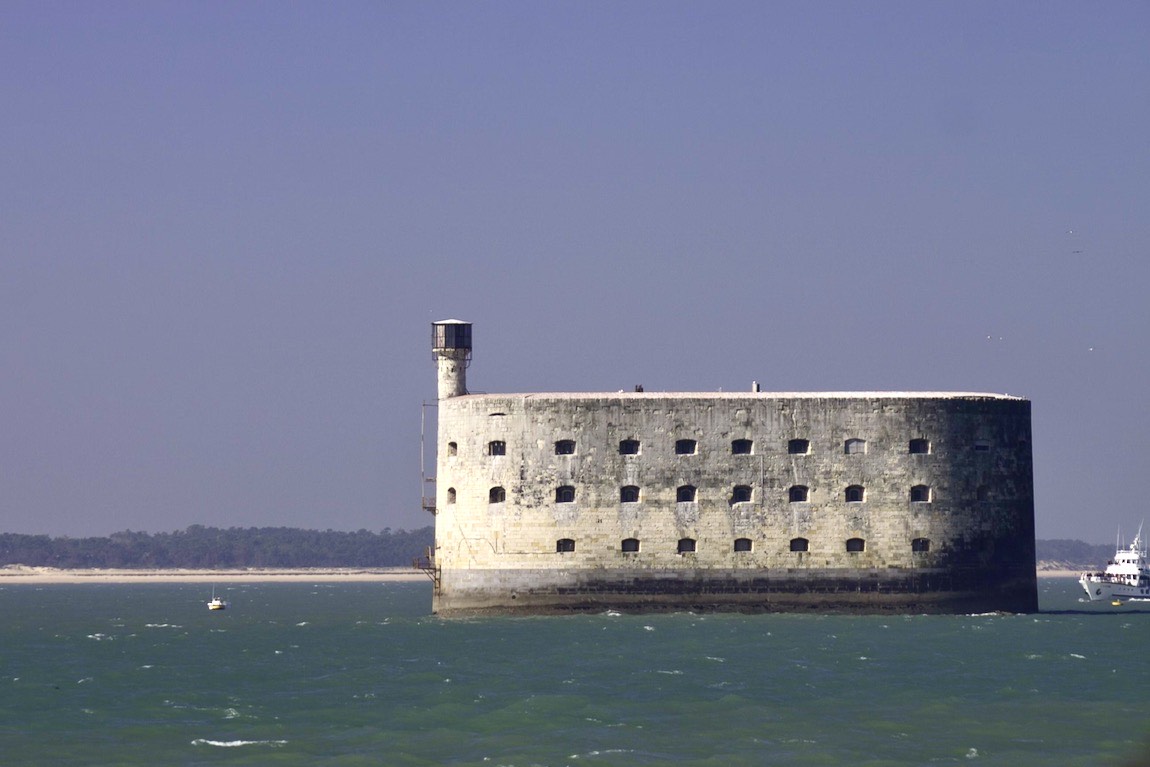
429;321;1037;615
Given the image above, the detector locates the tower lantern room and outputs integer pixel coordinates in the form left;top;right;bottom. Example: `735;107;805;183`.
432;319;471;399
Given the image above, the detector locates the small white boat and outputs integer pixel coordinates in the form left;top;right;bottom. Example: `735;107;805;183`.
207;588;227;611
1079;525;1150;603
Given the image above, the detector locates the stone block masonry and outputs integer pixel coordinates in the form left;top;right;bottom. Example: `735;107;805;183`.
429;322;1037;615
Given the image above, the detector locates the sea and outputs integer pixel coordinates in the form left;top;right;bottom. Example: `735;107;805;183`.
1;578;1146;767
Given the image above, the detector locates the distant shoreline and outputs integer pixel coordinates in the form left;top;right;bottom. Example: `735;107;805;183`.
1;565;1079;584
0;566;428;584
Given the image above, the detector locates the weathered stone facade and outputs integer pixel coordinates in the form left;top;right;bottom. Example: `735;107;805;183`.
430;323;1037;616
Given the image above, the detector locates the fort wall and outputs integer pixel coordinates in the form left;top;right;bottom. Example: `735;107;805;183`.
431;390;1037;615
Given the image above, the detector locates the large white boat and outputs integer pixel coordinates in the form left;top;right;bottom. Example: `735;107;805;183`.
1079;526;1150;602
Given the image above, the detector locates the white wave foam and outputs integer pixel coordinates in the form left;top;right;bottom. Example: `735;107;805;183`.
191;739;287;748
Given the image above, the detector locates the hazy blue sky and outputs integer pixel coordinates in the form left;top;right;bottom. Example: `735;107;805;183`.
3;2;1147;541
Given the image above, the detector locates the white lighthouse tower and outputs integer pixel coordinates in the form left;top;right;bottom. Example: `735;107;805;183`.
432;319;471;399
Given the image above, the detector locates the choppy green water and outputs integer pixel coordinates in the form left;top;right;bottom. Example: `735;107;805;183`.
0;578;1146;766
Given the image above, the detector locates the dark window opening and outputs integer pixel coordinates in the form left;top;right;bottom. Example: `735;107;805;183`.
909;438;930;454
489;486;506;503
677;485;697;502
675;439;698;455
488;440;506;456
447;441;458;456
732;485;752;503
447;488;456;505
732;439;754;455
789;485;809;503
845;438;866;455
790;537;809;552
734;537;753;552
845;485;865;503
556;538;575;553
621;538;640;553
788;438;810;455
910;485;931;503
619;439;641;455
846;537;866;553
555;485;576;503
555;439;576;455
912;537;931;553
677;538;697;554
620;485;640;503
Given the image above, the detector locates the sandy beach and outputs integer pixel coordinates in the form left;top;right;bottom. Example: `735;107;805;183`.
1;565;1079;584
0;565;428;584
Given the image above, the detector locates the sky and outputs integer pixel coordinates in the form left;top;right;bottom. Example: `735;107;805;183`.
2;2;1147;542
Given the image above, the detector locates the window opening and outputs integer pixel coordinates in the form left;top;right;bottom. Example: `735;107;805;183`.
909;438;930;454
675;439;698;455
555;439;576;455
677;538;697;554
677;485;697;503
619;439;641;455
846;537;866;552
732;439;753;455
732;485;752;503
488;440;506;456
788;438;810;455
910;485;931;503
845;438;867;455
489;486;506;503
555;485;576;503
447;441;458;456
790;537;809;552
556;538;575;553
789;485;809;503
734;538;753;552
845;485;865;503
912;537;931;553
446;488;456;505
620;485;640;503
621;538;640;553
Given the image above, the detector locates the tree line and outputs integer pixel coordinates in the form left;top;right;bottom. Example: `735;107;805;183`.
0;528;1111;570
0;525;434;569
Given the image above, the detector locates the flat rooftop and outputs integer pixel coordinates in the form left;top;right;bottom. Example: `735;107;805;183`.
459;391;1027;401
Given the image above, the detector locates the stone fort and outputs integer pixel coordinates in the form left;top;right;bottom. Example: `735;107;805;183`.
428;320;1037;615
